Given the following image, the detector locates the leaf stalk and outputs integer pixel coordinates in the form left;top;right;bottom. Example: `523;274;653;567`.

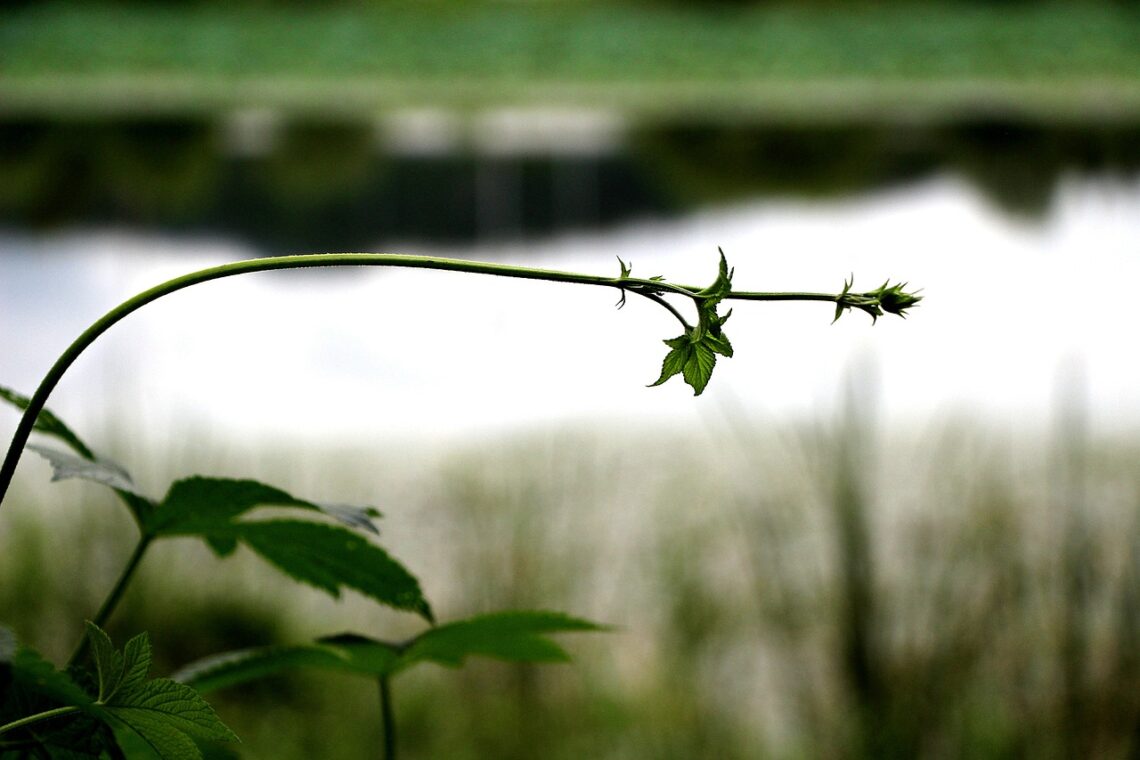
0;706;82;738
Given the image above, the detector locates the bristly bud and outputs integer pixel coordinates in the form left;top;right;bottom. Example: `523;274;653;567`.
833;277;922;324
871;280;923;319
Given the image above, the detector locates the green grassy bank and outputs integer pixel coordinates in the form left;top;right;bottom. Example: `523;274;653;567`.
3;2;1140;121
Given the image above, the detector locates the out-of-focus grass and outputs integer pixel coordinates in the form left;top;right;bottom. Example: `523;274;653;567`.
1;414;1138;758
3;2;1140;120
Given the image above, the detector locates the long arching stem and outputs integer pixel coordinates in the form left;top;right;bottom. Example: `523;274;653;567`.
0;252;860;509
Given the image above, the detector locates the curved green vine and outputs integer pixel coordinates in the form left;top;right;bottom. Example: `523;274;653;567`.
0;250;920;510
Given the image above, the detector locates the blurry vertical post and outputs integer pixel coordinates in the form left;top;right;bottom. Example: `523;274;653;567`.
834;354;885;751
1052;356;1092;757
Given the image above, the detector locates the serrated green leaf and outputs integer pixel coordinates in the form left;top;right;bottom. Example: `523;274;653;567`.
0;385;95;460
648;336;692;388
175;635;409;695
68;626;238;760
147;478;380;538
681;341;718;396
696;248;734;302
2;627;235;760
27;445;146;498
648;250;737;396
175;612;605;695
143;479;422;620
220;520;433;622
704;330;733;358
172;644;368;694
86;623;126;703
119;634;152;695
111;722;164;759
107;679;237;745
107;709;201;760
317;634;404;674
27;450;156;527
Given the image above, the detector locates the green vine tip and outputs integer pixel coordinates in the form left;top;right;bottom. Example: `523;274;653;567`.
832;276;923;325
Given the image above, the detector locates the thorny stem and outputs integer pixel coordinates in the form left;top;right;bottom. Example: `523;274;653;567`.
0;253;916;510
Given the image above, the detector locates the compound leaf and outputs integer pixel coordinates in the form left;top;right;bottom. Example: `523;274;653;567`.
401;610;607;670
225;520;433;622
648;250;736;396
173;644;365;694
80;625;238;760
174;611;605;695
173;638;402;694
143;480;425;621
5;393;155;522
649;336;692;389
681;341;718;396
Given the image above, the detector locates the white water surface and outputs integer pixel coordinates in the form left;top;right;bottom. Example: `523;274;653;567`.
2;173;1139;453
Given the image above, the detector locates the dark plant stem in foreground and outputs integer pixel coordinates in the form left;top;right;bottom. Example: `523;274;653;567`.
0;253;918;510
380;675;396;760
69;535;154;668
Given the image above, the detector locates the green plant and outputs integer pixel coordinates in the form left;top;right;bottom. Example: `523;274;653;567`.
0;250;918;758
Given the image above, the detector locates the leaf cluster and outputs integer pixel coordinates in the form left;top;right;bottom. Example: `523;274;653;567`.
648;248;735;396
172;611;607;695
1;623;235;760
1;385;432;624
0;386;606;758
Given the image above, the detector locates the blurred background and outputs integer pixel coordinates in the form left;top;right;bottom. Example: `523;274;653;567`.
2;0;1140;757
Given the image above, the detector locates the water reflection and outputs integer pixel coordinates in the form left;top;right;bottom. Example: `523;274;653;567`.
3;117;1139;249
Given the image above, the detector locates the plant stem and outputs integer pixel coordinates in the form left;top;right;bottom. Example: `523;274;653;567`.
379;675;397;760
0;252;859;510
68;535;153;668
0;706;81;737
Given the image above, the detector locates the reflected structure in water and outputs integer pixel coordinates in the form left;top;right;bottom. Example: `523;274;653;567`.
3;114;1140;250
